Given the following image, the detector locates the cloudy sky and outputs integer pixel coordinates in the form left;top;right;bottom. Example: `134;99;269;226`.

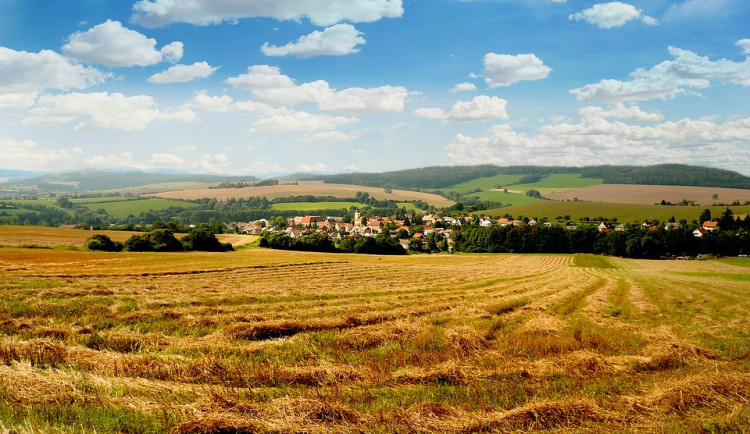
2;0;750;175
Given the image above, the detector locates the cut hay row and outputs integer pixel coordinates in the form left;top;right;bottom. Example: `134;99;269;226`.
0;244;749;432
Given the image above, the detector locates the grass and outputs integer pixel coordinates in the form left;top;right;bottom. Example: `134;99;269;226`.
511;174;603;194
484;201;750;223
462;190;545;205
77;198;200;218
440;174;523;194
150;181;455;208
0;228;748;432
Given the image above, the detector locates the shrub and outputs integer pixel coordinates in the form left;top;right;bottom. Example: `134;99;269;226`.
84;234;123;252
181;228;233;252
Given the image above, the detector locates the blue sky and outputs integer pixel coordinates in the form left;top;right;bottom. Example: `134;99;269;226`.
2;0;750;176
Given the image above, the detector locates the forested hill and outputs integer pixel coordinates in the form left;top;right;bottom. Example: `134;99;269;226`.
308;164;750;190
0;170;257;192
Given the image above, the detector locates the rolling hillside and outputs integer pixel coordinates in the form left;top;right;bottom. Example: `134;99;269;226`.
311;164;750;190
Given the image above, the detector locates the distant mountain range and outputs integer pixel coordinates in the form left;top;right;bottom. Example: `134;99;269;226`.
0;170;257;192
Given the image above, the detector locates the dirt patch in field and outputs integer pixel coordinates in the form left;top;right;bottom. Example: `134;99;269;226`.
547;184;750;205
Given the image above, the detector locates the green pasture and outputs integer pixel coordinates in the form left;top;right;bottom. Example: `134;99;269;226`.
81;198;199;218
461;190;545;206
483;202;750;224
441;174;523;194
511;174;603;194
70;196;135;204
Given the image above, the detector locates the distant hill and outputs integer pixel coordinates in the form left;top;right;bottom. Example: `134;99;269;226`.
0;169;44;180
308;164;750;190
0;170;258;192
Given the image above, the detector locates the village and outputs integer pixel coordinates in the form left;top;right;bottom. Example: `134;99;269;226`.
233;209;740;252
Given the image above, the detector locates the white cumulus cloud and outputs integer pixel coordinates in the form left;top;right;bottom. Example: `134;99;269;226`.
737;39;750;55
131;0;404;28
445;112;750;169
249;111;358;134
473;53;551;88
61;20;182;67
0;139;83;171
451;82;477;93
571;44;750;103
416;96;509;122
21;92;195;131
262;24;365;58
0;47;108;108
448;96;509;122
414;107;446;119
148;62;218;84
569;2;658;29
226;65;408;115
187;91;234;113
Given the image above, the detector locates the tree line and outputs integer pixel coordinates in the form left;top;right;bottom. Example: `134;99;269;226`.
451;221;750;259
309;164;750;190
85;224;233;253
259;232;404;255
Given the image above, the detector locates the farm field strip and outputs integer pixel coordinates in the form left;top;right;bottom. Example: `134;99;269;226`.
149;180;455;208
0;243;749;432
547;184;750;206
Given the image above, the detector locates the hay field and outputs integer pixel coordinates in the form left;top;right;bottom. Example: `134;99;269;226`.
149;181;455;208
548;184;750;205
0;234;749;432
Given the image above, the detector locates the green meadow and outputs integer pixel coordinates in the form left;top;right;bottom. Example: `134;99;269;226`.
78;198;200;218
509;174;603;194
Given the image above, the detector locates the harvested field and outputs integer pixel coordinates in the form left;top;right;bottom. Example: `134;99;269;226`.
548;184;750;205
148;180;455;208
0;229;749;432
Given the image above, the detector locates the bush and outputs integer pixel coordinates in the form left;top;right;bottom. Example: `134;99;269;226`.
84;234;123;252
124;229;183;252
181;228;233;252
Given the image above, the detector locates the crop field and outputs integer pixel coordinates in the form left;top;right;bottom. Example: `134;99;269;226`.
270;201;420;212
548;184;750;206
485;201;750;223
149;181;455;208
507;174;603;195
0;229;748;432
464;190;544;206
74;198;200;219
440;174;524;194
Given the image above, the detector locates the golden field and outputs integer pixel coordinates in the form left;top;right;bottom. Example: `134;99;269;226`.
547;184;750;206
0;227;749;432
148;180;456;208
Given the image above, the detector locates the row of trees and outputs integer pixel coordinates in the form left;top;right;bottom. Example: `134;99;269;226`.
451;225;750;259
259;232;404;255
85;226;233;253
313;164;750;190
